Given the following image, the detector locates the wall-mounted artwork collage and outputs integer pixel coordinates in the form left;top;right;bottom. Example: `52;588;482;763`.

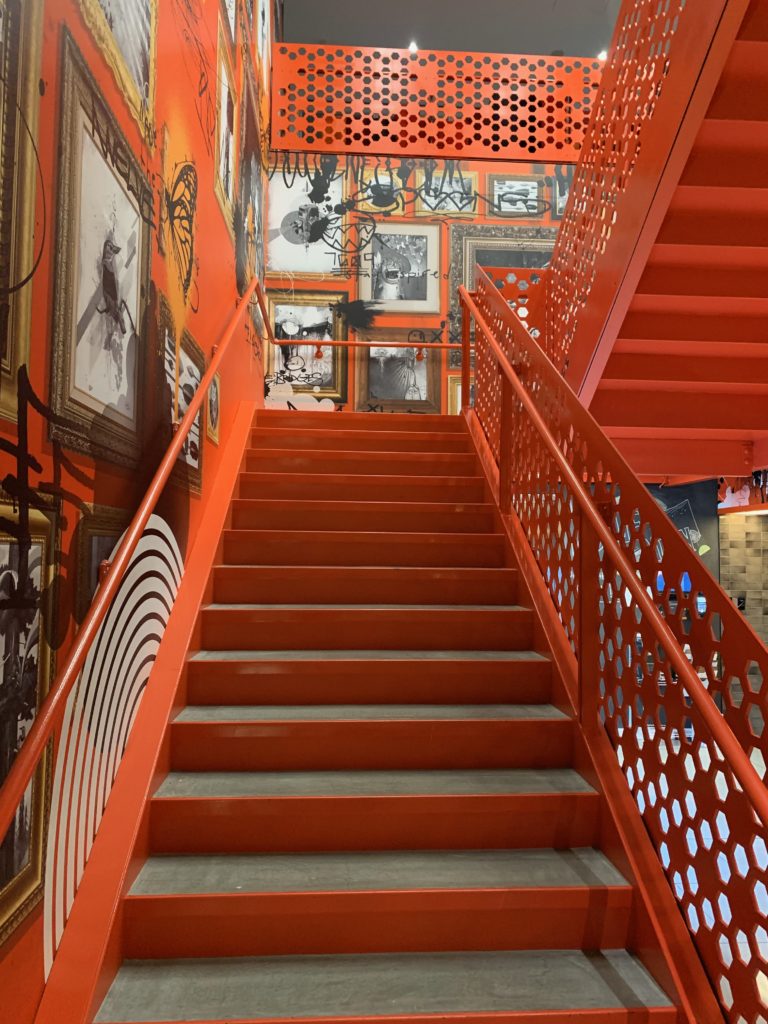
0;0;277;959
263;154;575;414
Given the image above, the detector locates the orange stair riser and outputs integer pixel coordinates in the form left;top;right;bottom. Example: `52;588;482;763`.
169;720;573;771
122;888;632;958
229;502;497;534
186;660;550;707
237;474;487;503
250;429;474;453
246;451;480;476
210;567;518;606
254;410;466;432
149;793;601;854
199;608;533;651
221;533;505;568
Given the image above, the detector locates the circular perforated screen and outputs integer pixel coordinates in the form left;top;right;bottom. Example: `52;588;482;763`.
272;45;601;162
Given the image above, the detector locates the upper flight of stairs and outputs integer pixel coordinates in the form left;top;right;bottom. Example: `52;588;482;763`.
588;0;768;478
95;409;677;1024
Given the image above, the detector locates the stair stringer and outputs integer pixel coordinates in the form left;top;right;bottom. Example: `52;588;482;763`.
32;400;259;1024
463;406;724;1024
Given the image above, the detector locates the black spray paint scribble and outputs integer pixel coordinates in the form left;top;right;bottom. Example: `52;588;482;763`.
164;161;198;302
169;0;217;156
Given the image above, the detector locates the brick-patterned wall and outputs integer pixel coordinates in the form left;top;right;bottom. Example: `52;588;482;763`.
719;514;768;644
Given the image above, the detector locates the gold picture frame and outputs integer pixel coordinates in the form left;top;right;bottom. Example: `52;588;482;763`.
160;298;205;495
355;328;442;414
487;173;547;219
414;169;479;218
266;289;348;403
49;32;153;468
447;373;475;416
75;503;130;622
0;503;56;942
214;19;238;234
78;0;158;144
0;0;43;422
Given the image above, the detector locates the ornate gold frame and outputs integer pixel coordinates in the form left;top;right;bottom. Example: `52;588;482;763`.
355;328;441;414
75;503;130;622
49;32;153;468
266;289;348;403
447;373;475;416
0;503;55;942
78;0;158;144
0;0;43;422
214;19;238;236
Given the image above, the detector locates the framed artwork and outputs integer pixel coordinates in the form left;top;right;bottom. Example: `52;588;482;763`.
354;166;403;215
447;374;475;415
75;503;130;621
221;0;237;45
0;503;55;942
551;164;575;220
50;33;153;468
159;297;204;493
215;22;238;230
487;174;547;218
0;0;43;422
355;329;441;414
78;0;157;141
266;290;348;403
359;223;441;314
236;64;265;302
257;0;272;98
207;372;221;445
267;171;344;277
414;169;478;217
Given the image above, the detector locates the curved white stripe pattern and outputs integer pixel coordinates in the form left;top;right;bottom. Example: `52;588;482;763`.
43;515;183;975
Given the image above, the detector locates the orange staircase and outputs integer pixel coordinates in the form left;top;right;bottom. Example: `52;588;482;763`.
93;409;680;1024
590;1;768;477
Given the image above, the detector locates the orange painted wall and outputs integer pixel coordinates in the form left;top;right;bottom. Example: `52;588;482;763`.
0;1;268;1019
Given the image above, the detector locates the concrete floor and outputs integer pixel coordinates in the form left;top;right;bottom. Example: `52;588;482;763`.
96;949;673;1022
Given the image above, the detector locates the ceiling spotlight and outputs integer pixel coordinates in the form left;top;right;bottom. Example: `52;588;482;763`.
597;50;608;61
409;40;418;53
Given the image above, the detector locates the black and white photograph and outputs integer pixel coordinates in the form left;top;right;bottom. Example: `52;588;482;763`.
267;172;344;277
359;223;441;314
355;328;441;413
237;70;265;297
79;0;156;137
355;168;402;215
551;164;575;220
415;169;478;217
207;373;220;445
266;290;348;402
488;174;546;218
162;317;204;492
50;36;152;467
215;34;237;221
0;507;53;941
76;504;130;620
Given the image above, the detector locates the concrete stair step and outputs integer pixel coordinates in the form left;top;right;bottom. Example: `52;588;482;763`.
95;949;676;1023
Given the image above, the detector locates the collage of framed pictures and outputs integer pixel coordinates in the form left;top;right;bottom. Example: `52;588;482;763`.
359;223;441;314
0;503;56;942
50;32;152;468
78;0;157;141
487;174;547;218
355;328;441;414
266;290;348;402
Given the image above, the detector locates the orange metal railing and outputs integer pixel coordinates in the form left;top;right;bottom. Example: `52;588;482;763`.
0;279;272;869
461;267;768;1022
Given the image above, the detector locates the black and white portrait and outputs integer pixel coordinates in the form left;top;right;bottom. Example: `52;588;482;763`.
266;290;348;402
369;347;427;402
360;224;440;313
489;175;545;218
207;373;220;445
267;173;344;276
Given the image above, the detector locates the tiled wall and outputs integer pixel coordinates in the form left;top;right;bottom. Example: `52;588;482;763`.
719;514;768;644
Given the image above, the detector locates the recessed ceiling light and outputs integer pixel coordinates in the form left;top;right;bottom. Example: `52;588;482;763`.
597;50;608;61
409;40;419;53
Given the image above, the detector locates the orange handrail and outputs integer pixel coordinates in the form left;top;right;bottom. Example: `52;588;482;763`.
459;283;768;832
0;277;267;843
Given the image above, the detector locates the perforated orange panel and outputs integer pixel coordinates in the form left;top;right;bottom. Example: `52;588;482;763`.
272;44;602;162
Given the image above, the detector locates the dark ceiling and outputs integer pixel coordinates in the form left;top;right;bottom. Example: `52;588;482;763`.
282;0;621;57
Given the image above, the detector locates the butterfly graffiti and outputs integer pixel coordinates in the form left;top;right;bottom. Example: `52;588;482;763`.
164;161;198;304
